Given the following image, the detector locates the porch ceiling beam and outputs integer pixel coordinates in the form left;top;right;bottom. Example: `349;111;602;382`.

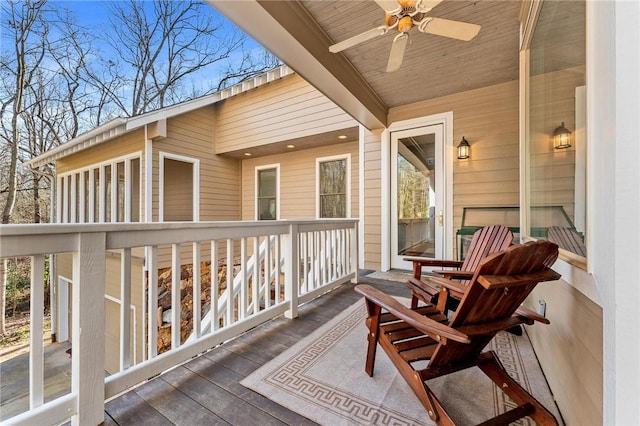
208;0;388;130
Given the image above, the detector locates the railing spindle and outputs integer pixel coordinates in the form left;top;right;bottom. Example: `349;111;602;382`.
192;242;201;338
147;245;158;359
226;239;234;326
30;255;45;409
171;243;181;349
211;240;219;331
120;248;132;370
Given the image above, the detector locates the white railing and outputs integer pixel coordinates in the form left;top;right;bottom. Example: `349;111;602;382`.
0;219;358;426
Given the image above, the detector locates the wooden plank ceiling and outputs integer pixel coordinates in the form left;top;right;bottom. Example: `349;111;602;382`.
294;0;521;109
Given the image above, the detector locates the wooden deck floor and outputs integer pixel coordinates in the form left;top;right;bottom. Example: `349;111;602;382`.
104;274;407;426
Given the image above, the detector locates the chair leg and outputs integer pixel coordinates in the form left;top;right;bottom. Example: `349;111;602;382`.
478;351;558;426
364;300;381;377
377;337;457;425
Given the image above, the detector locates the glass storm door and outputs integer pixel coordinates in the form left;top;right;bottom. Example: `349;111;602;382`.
391;124;445;270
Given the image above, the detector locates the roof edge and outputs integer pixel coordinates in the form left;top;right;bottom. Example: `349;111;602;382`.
26;65;294;168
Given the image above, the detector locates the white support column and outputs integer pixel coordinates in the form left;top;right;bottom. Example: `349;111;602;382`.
70;173;77;223
110;163;117;223
124;159;132;222
120;248;132;371
88;169;95;223
71;232;106;426
62;176;69;224
99;167;106;222
284;224;299;319
30;255;45;409
78;173;86;223
56;175;63;223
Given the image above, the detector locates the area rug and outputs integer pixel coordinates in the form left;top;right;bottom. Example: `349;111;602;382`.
365;270;413;283
241;299;561;426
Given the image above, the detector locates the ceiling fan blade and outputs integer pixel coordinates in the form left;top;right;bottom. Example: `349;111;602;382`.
374;0;402;14
329;25;389;53
418;17;481;41
416;0;444;13
386;33;409;72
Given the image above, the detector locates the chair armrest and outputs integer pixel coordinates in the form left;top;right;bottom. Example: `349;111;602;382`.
432;270;475;280
406;277;439;298
403;257;463;269
354;284;470;344
403;257;463;280
515;306;550;324
423;276;468;299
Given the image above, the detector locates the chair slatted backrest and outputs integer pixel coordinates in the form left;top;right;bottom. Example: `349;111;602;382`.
456;225;513;285
428;241;560;368
461;225;513;270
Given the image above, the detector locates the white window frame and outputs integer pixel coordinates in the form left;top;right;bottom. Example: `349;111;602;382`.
255;163;280;220
315;154;351;219
158;152;200;222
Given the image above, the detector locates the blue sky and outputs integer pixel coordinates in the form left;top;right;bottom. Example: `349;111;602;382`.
46;0;269;98
54;0;262;48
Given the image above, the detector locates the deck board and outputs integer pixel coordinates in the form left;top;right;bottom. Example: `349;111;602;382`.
105;276;407;425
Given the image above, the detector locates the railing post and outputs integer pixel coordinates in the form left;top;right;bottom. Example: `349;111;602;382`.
351;221;359;283
284;223;299;319
72;232;106;426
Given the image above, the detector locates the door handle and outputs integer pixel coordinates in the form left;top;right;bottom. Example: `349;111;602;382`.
438;210;443;226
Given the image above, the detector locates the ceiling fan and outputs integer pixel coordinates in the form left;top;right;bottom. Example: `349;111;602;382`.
328;0;481;72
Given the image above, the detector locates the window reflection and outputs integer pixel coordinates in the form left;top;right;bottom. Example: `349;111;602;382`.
527;0;586;258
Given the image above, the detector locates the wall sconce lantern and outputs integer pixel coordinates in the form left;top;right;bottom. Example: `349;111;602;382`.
457;136;470;159
552;122;572;149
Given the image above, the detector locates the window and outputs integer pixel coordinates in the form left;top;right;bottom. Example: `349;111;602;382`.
56;154;141;224
256;165;278;220
524;1;586;260
317;155;350;218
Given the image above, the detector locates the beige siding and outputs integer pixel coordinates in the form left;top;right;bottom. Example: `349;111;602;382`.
54;252;145;375
389;80;520;251
215;74;356;153
152;107;241;224
151;107;240;268
56;129;145;175
524;281;603;425
241;142;359;220
362;129;383;270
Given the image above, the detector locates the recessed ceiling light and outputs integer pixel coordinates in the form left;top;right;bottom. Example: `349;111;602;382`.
244;152;252;156
286;144;295;149
338;135;347;140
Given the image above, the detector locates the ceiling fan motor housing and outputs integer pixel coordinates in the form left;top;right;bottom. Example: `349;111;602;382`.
385;1;425;33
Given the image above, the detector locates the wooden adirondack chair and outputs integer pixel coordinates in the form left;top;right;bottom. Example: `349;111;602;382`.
356;240;561;425
404;224;513;311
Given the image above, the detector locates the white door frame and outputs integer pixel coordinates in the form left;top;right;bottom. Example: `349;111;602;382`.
382;112;454;271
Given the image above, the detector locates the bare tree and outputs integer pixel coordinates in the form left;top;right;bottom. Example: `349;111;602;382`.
0;0;100;334
98;0;279;117
0;0;48;334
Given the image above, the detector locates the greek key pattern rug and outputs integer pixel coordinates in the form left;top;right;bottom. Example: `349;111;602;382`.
241;299;560;425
